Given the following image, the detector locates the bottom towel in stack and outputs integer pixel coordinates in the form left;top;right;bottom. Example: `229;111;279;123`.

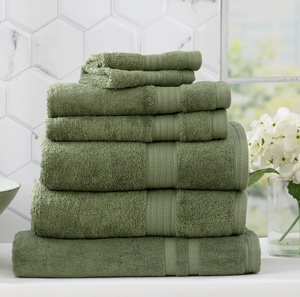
12;229;260;277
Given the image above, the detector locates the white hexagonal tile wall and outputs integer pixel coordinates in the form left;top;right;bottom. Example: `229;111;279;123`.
195;15;220;74
195;68;220;82
0;117;31;175
33;19;84;79
85;17;137;59
32;123;45;165
0;82;5;118
7;162;40;221
0;21;31;81
60;0;110;30
7;69;55;128
7;0;57;32
61;67;81;83
114;0;166;28
0;209;31;243
168;0;220;28
0;0;5;23
141;16;193;54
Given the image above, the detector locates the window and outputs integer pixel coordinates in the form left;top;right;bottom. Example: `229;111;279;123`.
221;0;300;236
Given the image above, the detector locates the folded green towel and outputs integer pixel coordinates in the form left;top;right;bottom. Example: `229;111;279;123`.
79;68;195;89
40;121;248;192
12;229;260;277
81;51;202;72
31;183;247;239
47;81;231;117
45;110;228;142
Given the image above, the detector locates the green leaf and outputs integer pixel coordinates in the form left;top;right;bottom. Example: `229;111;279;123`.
248;168;279;187
287;181;300;202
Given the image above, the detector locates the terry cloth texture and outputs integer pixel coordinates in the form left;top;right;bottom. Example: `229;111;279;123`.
47;82;231;117
45;110;228;142
12;229;261;278
81;51;202;72
79;68;195;89
31;183;247;239
40;121;248;191
39;121;248;192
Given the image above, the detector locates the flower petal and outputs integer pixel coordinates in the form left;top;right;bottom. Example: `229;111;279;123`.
283;138;297;152
279;163;294;180
282;124;297;137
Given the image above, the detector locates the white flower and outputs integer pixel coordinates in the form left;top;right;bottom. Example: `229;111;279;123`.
247;107;300;184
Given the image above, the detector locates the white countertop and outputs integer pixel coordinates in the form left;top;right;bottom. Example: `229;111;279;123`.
1;238;300;297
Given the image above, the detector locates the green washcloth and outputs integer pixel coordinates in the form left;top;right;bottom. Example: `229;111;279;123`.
12;229;260;277
47;81;231;117
79;51;202;88
81;51;202;72
45;110;228;142
40;121;248;192
79;68;195;89
31;183;247;239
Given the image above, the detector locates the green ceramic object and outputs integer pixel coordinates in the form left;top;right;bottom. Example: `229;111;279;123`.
0;177;21;215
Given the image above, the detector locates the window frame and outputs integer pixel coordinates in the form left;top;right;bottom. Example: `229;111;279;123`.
220;0;300;84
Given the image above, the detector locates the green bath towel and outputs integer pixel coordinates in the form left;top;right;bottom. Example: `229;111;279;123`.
12;229;260;277
79;68;195;89
81;51;202;72
40;121;248;192
47;81;231;117
31;183;247;239
45;110;228;142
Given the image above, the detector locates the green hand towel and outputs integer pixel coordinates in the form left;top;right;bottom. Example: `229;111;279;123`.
79;68;195;89
40;121;248;192
12;229;260;277
47;81;231;117
45;110;228;142
81;51;202;72
31;183;247;239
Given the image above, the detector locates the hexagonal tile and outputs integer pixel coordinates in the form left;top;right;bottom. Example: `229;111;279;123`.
141;16;193;54
0;82;5;118
0;117;31;175
33;19;84;79
0;209;31;243
114;0;166;28
195;15;220;74
195;67;220;82
85;17;137;59
0;0;5;23
168;0;220;28
7;0;57;32
32;123;45;165
60;0;110;30
0;21;31;81
61;67;81;83
7;69;55;128
7;162;40;221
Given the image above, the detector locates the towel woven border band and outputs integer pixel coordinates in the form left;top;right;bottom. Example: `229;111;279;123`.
165;238;199;276
146;190;176;236
233;191;247;235
230;122;249;190
146;142;177;188
152;114;180;141
156;87;182;114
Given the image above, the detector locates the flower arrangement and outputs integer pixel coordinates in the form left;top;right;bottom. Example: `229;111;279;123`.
247;107;300;242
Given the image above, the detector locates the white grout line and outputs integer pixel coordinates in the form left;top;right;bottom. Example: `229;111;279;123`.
7;206;31;222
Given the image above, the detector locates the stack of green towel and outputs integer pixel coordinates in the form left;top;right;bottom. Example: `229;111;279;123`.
12;51;261;277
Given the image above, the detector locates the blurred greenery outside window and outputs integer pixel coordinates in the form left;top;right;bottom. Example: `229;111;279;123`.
221;0;300;236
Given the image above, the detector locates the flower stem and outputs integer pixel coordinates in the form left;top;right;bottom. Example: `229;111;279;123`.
278;214;300;242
